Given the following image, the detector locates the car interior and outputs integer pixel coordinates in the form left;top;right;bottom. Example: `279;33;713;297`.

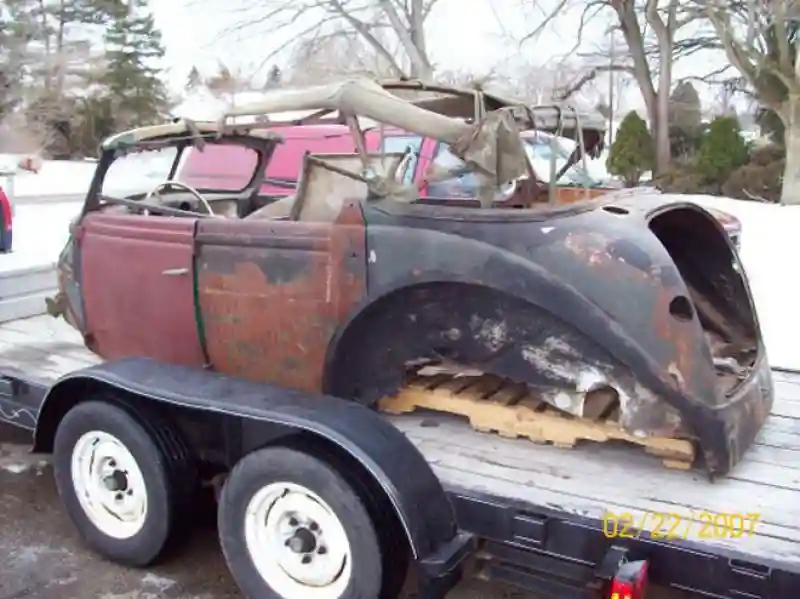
98;138;415;224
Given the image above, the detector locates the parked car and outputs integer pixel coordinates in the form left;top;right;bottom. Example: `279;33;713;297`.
0;183;12;252
177;122;744;249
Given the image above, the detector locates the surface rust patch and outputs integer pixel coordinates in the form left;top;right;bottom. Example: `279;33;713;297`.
196;201;366;393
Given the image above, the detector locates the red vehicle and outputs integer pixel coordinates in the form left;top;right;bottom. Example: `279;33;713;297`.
0;183;12;252
178;124;743;248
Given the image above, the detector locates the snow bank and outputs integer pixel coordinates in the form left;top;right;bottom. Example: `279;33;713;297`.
674;195;800;372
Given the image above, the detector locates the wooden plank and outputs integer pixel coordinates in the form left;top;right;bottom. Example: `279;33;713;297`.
391;414;800;533
771;400;800;419
380;379;696;469
0;316;99;381
742;444;800;470
771;370;800;384
773;381;800;402
433;463;800;563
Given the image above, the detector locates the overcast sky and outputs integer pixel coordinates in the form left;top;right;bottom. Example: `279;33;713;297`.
151;1;602;82
149;0;734;114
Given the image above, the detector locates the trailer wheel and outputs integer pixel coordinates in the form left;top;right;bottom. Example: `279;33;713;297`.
52;400;194;567
219;446;383;599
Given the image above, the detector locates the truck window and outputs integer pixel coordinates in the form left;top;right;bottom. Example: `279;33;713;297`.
426;143;477;198
379;135;423;184
523;134;599;187
178;144;259;191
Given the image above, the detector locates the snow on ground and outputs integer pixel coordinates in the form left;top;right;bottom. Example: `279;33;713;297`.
0;194;797;371
0;202;82;273
0;152;174;199
0;157;96;198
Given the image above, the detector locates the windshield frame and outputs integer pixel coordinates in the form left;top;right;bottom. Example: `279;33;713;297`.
83;133;278;216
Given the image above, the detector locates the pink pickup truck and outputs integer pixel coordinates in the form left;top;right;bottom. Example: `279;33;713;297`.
178;123;743;249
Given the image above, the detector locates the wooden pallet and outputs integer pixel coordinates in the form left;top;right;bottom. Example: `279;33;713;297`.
379;373;696;470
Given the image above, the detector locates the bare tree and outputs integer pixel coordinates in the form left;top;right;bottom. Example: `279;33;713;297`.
205;62;254;108
285;30;399;84
514;61;603;108
436;67;501;90
523;0;698;174
212;0;444;80
700;0;800;203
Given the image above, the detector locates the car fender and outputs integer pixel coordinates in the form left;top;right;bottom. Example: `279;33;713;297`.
326;219;738;467
339;222;687;399
32;358;463;571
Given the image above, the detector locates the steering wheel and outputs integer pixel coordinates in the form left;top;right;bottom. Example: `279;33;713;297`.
144;180;215;216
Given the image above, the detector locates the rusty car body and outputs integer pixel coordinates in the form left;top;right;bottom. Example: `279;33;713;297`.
49;78;773;477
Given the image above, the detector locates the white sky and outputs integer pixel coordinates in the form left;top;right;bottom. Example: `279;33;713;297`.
149;0;738;115
151;0;550;80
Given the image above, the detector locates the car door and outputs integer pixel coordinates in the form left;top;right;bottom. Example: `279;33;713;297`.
79;212;205;367
194;195;367;394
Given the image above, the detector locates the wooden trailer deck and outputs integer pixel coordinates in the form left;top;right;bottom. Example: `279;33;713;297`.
1;314;799;568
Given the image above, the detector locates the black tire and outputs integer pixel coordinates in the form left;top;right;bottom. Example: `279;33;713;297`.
53;399;196;567
219;446;383;599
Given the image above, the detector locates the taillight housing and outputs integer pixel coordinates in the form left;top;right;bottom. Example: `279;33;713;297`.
607;559;648;599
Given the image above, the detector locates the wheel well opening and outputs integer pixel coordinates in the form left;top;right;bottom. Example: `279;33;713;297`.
648;207;758;383
325;281;531;403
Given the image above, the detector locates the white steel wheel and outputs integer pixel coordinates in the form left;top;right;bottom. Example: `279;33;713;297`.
244;481;352;598
70;430;149;540
53;400;196;567
219;446;383;599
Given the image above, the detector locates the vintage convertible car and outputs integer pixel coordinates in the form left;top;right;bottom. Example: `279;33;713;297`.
48;78;772;476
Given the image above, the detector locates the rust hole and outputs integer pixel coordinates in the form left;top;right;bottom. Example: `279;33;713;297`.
603;205;629;215
669;295;694;322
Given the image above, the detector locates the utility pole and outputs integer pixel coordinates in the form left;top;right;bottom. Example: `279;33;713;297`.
608;26;615;147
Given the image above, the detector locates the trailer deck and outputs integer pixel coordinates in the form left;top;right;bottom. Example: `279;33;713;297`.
1;314;799;574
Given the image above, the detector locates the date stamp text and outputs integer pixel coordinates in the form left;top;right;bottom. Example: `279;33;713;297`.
602;511;760;540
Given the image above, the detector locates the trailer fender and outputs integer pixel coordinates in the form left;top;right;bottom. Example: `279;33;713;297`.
33;357;467;580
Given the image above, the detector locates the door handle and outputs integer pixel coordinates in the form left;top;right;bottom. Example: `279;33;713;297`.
162;267;189;276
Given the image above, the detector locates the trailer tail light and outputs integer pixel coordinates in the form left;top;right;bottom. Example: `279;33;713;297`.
608;559;648;599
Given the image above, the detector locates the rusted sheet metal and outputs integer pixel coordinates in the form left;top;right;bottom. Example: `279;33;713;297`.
550;186;607;205
554;214;723;411
195;201;366;393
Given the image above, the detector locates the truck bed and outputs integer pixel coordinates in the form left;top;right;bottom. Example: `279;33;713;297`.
1;315;799;568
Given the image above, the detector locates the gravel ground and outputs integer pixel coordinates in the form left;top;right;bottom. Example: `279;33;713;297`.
0;425;687;599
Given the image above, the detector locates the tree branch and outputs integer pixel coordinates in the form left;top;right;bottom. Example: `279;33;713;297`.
556;64;635;101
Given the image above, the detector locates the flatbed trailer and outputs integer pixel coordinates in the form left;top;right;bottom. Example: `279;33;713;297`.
1;314;800;599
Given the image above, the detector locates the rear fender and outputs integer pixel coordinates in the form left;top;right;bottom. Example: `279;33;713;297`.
326;271;695;436
327;219;757;474
33;358;465;587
